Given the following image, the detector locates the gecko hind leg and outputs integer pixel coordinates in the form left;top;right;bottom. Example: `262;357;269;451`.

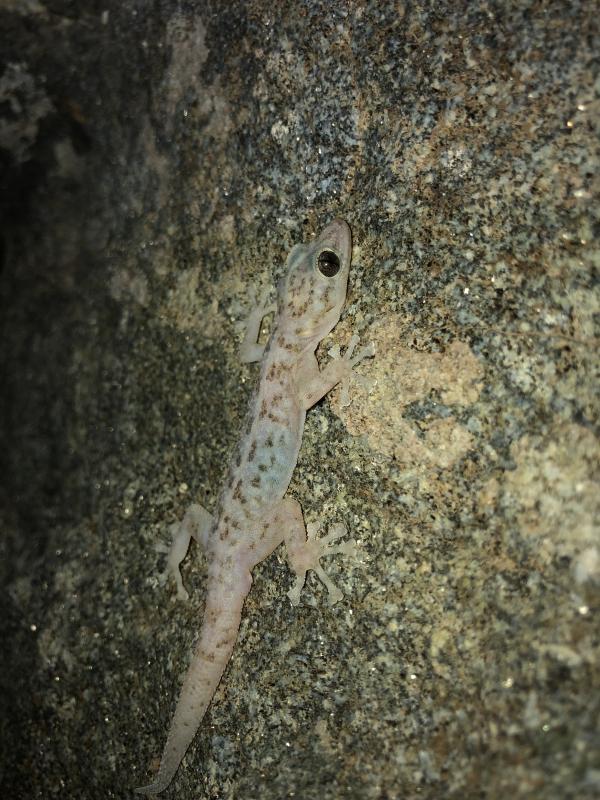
157;503;213;601
267;497;358;606
287;520;359;606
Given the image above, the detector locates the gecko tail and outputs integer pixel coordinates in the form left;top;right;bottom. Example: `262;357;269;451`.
136;583;248;795
135;779;169;796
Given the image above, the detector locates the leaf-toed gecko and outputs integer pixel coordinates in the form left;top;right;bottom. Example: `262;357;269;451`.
137;218;373;794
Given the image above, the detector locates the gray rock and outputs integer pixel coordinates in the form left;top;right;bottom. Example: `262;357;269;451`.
1;2;598;798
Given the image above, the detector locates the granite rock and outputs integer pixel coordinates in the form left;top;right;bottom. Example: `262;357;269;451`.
0;2;598;798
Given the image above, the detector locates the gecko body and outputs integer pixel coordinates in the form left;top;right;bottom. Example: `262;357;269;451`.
137;219;372;794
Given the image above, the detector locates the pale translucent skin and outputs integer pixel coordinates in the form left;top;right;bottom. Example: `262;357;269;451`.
136;219;374;795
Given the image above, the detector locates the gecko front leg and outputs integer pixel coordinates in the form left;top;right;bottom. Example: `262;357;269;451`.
239;288;276;364
300;334;375;410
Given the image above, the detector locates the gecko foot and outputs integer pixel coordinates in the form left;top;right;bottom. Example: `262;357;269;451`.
344;333;376;368
329;334;376;407
287;522;359;606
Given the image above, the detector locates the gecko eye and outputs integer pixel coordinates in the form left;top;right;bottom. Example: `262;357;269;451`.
317;250;341;277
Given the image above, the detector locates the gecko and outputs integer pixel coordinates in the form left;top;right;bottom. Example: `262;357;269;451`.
136;218;373;795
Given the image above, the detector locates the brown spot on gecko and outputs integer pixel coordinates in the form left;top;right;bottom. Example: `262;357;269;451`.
265;434;274;448
248;440;257;461
219;527;229;541
232;481;243;500
251;475;261;488
258;463;267;472
200;650;216;663
267;363;284;381
268;362;291;382
259;400;268;418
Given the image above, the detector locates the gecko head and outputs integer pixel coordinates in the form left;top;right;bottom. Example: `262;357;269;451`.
278;218;352;340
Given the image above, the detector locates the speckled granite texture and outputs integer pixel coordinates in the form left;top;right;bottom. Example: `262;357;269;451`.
0;1;598;798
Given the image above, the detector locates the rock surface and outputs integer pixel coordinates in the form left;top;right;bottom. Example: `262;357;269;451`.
0;2;598;798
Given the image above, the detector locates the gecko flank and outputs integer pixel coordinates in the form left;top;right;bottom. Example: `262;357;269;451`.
136;219;374;795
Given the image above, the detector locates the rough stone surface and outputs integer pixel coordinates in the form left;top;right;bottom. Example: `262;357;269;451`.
0;2;598;799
